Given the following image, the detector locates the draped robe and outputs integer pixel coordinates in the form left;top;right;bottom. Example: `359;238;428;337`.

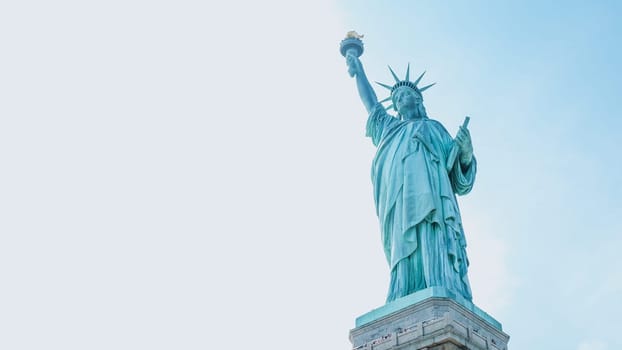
366;104;476;302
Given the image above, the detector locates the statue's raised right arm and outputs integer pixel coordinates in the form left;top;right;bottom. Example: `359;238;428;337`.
346;53;378;114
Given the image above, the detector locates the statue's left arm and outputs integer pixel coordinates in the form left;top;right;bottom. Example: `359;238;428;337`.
450;125;476;195
455;126;473;170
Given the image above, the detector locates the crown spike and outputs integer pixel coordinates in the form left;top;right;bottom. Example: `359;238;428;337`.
379;96;392;103
375;81;393;90
388;66;400;83
385;104;394;111
413;70;426;87
419;82;436;92
405;63;410;82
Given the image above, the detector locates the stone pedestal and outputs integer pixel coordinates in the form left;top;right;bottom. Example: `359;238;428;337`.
349;288;509;350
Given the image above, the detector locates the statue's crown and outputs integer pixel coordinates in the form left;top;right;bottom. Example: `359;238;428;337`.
375;64;436;111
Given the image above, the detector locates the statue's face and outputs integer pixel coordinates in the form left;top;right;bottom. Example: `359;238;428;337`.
393;87;422;113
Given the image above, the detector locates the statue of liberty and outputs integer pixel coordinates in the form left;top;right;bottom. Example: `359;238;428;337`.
342;33;476;303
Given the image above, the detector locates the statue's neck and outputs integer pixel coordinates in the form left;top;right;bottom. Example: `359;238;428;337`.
400;110;427;120
400;104;428;120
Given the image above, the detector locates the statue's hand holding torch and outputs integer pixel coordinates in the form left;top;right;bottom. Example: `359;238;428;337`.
340;31;365;77
346;52;363;77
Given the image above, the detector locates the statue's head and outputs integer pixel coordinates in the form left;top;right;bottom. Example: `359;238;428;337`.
391;86;427;119
375;64;435;118
393;86;425;117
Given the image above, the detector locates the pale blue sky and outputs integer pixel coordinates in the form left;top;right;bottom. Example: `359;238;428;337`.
0;1;620;349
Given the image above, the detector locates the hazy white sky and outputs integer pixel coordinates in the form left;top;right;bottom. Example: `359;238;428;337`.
1;1;621;349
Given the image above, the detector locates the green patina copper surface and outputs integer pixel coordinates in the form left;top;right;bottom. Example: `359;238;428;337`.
344;34;476;303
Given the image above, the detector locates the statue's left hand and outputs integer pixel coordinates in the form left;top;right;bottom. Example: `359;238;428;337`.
455;126;473;165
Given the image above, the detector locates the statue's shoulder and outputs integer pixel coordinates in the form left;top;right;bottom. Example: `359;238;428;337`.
371;104;400;124
371;103;397;118
426;118;451;135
